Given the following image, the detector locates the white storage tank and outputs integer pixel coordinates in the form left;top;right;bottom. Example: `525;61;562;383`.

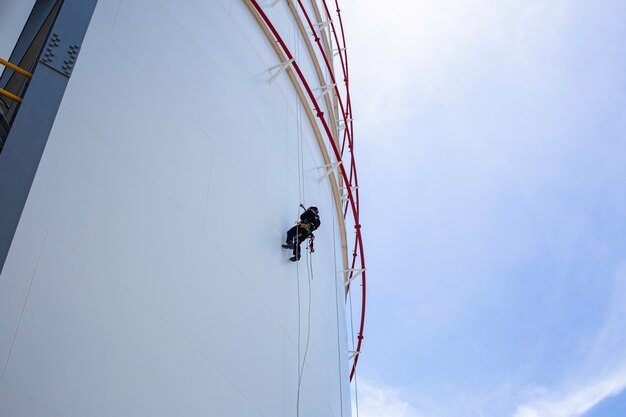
0;1;364;416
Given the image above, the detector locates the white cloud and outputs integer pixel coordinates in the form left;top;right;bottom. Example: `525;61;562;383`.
513;369;626;417
511;261;626;417
341;0;571;138
354;380;424;417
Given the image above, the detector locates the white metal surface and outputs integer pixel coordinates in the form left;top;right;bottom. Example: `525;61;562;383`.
0;1;351;416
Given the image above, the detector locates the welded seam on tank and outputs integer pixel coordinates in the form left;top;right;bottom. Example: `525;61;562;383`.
1;230;47;379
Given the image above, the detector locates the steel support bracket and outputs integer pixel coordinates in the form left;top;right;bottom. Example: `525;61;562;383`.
340;185;358;203
333;47;347;57
268;58;294;84
343;268;365;287
337;117;352;130
318;161;342;182
348;350;360;360
315;20;332;30
315;83;336;100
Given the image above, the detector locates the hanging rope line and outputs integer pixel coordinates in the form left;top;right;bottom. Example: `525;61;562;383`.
296;262;303;417
348;282;360;417
297;249;314;416
245;0;367;382
248;2;363;415
332;211;345;417
295;24;303;416
294;27;313;414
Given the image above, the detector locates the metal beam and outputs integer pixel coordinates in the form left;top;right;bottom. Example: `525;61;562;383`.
0;0;99;274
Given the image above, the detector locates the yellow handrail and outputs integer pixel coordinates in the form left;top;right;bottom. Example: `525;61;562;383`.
0;58;32;79
0;88;23;103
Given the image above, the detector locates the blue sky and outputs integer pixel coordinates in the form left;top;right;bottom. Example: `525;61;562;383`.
341;1;626;416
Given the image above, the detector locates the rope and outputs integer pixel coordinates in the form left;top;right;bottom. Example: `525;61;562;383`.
294;21;308;417
348;284;360;417
353;363;361;417
332;214;345;416
295;125;314;417
297;250;313;416
296;261;303;417
297;91;305;204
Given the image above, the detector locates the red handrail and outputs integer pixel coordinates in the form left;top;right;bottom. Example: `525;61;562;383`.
248;0;366;382
316;0;364;382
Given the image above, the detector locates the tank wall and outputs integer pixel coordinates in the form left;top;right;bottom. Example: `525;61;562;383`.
0;1;351;417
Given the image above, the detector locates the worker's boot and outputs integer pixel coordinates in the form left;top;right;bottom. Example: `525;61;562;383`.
282;243;294;249
290;255;300;262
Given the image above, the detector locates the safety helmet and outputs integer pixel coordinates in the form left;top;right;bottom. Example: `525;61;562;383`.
308;206;319;214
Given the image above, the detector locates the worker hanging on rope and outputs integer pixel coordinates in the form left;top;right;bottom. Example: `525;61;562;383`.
282;205;320;262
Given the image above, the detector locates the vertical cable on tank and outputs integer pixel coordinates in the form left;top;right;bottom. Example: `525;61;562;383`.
348;285;360;417
294;16;304;417
294;15;315;417
298;247;313;413
332;210;345;417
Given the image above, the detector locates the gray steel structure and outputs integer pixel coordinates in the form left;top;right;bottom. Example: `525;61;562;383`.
0;0;98;273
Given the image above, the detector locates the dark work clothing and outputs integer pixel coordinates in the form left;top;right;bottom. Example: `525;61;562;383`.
300;209;321;230
286;224;310;259
284;207;320;261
